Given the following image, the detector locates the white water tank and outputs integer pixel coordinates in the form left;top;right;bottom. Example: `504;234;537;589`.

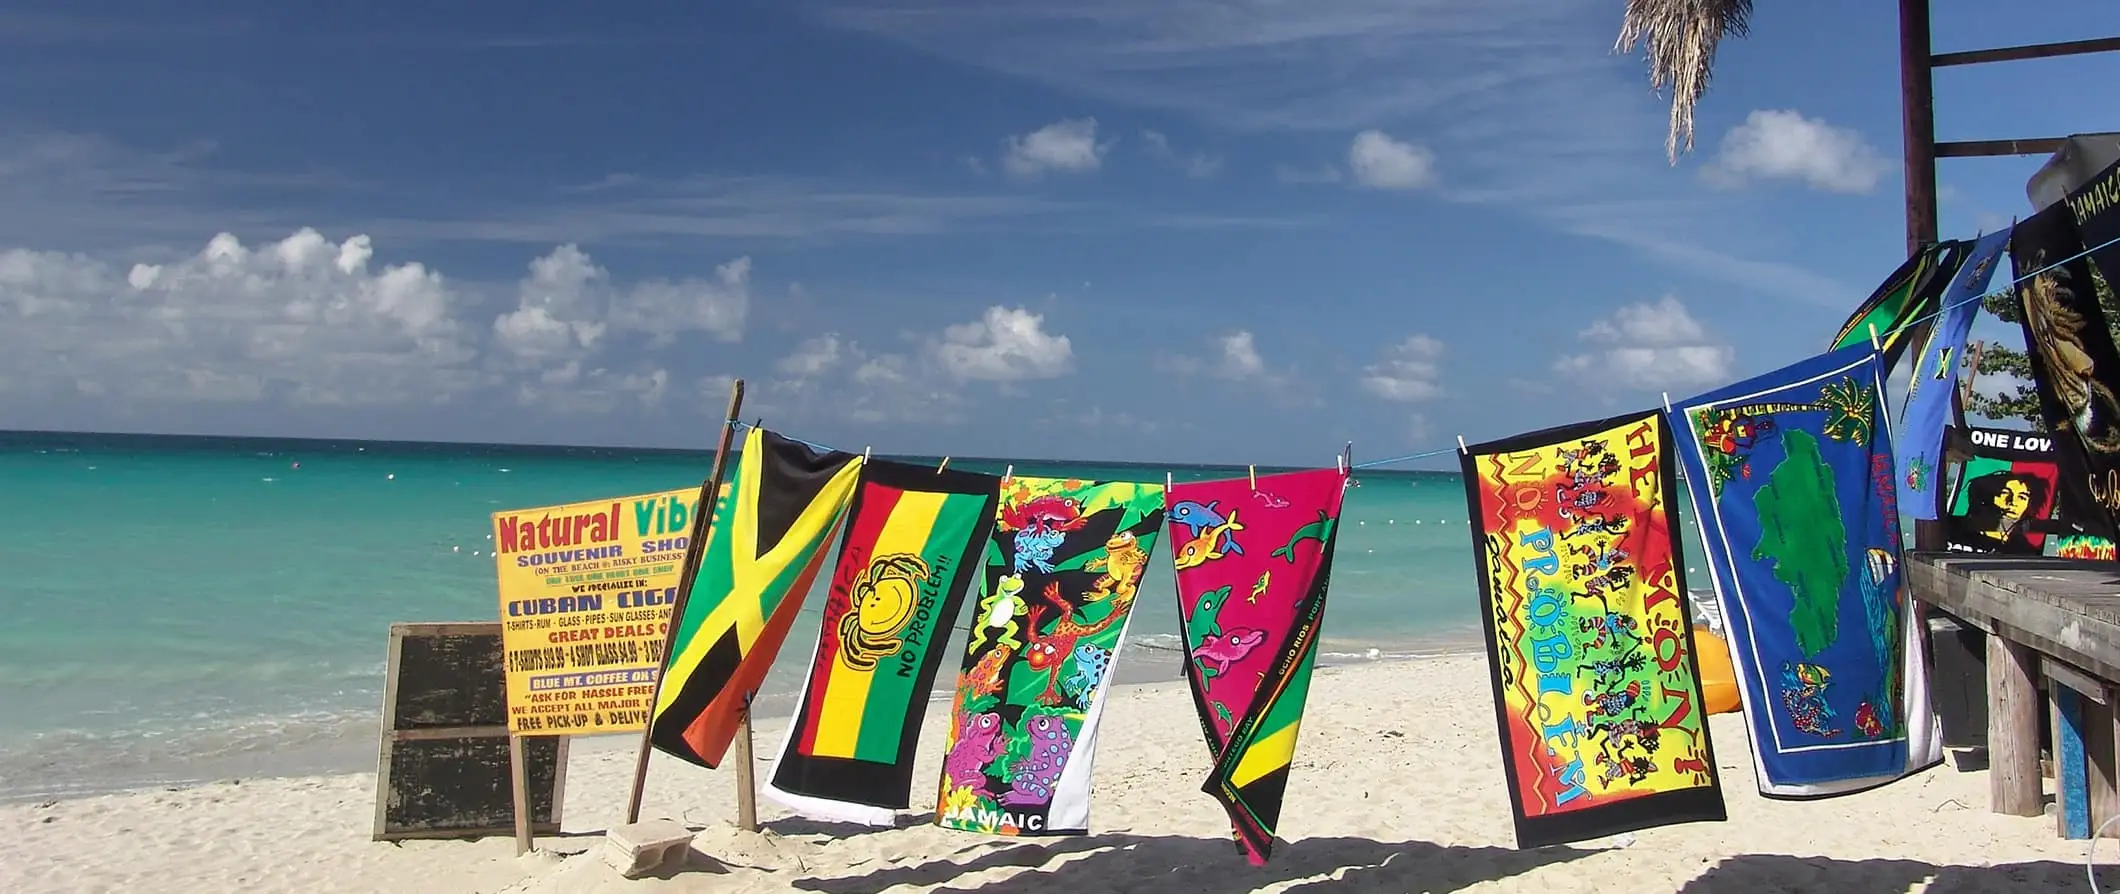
2027;133;2120;211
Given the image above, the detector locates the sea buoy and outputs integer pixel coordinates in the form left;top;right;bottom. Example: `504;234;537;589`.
386;473;395;480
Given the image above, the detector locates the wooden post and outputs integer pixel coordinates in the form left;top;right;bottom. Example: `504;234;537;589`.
2091;694;2120;837
2053;682;2092;838
1989;634;2046;816
733;704;760;832
624;378;748;825
509;734;534;855
1899;0;1939;254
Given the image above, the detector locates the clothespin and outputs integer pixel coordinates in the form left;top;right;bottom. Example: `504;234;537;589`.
1165;471;1173;490
1336;454;1345;475
1456;435;1469;455
1248;464;1257;489
1661;392;1673;414
1867;323;1882;353
936;456;951;473
862;446;872;463
1003;464;1013;485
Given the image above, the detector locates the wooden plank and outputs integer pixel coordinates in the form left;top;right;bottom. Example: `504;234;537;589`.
1936;138;2070;158
373;622;566;841
2046;657;2112;706
390;725;514;742
1931;36;2120;67
2055;684;2092;838
1990;633;2046;817
1907;555;2120;683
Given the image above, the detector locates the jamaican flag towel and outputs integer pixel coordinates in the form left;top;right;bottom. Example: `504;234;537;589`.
936;476;1164;838
763;460;1001;825
1167;467;1346;865
1829;240;1966;369
649;427;862;769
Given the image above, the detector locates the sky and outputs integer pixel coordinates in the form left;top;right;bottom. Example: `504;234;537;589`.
1;0;2117;467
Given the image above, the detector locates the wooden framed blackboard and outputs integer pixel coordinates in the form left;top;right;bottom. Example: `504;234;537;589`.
373;622;569;841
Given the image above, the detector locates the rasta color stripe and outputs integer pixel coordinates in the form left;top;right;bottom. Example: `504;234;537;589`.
797;486;986;761
765;460;1000;824
649;427;862;769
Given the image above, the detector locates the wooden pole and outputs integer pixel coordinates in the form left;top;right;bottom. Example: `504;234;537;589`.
508;734;533;855
733;699;760;832
1900;0;1939;254
624;378;747;825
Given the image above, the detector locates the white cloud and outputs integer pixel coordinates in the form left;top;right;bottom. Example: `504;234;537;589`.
1141;130;1222;178
1702;110;1889;194
1002;118;1110;178
777;333;845;378
0;228;475;407
0;227;745;418
930;305;1073;380
1348;130;1437;190
494;243;748;365
1163;330;1266;379
1554;295;1734;390
1361;335;1445;402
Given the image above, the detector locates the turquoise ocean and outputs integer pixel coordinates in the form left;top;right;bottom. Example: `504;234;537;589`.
0;431;1715;803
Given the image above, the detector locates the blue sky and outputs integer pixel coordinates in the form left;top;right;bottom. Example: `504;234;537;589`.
0;1;2116;466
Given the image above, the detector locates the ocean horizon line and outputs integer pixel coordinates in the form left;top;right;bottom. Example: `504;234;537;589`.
0;427;1460;476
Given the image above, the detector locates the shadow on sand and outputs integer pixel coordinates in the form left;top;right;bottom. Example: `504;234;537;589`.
1679;853;2112;893
792;833;1596;894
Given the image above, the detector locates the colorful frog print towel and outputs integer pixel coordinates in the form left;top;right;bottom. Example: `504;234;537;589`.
935;476;1164;838
1167;467;1347;864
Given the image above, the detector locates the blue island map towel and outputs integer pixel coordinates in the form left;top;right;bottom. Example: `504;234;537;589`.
1668;344;1942;798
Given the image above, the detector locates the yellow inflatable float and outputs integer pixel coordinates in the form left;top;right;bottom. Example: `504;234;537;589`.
1693;625;1742;715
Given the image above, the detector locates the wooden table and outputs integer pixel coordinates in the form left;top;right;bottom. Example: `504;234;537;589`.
1907;552;2120;839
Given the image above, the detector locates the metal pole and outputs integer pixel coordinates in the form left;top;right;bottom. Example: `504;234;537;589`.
1901;0;1940;254
624;378;746;825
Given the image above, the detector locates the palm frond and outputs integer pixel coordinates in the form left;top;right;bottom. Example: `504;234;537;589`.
1614;0;1755;164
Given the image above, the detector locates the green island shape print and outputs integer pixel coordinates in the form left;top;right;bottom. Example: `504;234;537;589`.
1749;428;1850;657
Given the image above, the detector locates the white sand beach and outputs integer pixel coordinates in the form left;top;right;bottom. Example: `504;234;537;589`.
3;653;2108;893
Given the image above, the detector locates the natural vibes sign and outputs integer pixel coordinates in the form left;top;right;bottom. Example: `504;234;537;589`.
492;487;700;736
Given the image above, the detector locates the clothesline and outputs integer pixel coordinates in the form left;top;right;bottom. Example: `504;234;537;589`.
734;225;2120;473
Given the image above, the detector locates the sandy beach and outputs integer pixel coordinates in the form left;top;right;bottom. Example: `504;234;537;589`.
4;653;2108;893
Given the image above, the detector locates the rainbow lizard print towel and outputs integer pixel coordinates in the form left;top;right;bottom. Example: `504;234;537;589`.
935;476;1164;838
763;459;1001;825
1461;410;1726;848
1166;467;1346;865
1669;344;1942;798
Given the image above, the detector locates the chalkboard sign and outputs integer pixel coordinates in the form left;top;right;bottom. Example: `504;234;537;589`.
373;622;569;841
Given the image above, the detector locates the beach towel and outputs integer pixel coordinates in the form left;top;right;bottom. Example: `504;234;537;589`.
1942;426;2061;555
1897;227;2011;520
1460;410;1726;848
649;428;862;769
1829;241;1965;370
2062;155;2120;285
2009;202;2120;541
1669;344;1942;798
935;476;1164;838
763;460;1000;825
1165;468;1347;864
2055;534;2118;560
